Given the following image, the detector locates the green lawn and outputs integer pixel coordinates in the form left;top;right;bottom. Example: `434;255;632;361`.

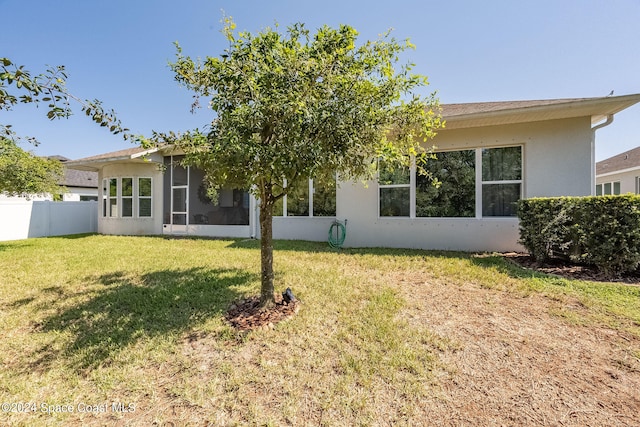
0;234;638;426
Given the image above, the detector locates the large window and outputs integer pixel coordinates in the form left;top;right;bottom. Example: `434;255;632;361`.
416;150;475;217
274;178;337;217
102;177;153;218
379;146;522;218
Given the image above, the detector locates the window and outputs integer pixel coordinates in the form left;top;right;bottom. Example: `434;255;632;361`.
109;178;118;217
481;146;522;217
80;195;98;202
287;181;309;216
379;160;410;217
102;179;107;216
274;178;337;217
139;178;152;217
313;179;337;216
102;177;153;218
122;178;133;217
416;150;475;217
379;146;522;218
596;181;621;196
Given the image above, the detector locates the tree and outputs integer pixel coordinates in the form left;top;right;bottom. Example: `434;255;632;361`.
0;57;133;195
160;19;442;307
0;139;64;197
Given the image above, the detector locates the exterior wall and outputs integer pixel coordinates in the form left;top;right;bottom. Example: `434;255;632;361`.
63;187;98;201
336;179;521;252
163;224;253;239
596;169;639;194
336;117;593;252
272;216;336;242
99;163;164;236
91;116;593;252
0;200;97;241
440;117;593;198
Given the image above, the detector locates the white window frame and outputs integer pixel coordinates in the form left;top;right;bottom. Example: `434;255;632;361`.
108;178;118;218
596;181;621;196
378;158;412;218
102;179;108;217
102;177;153;218
121;177;134;218
480;146;523;218
138;177;153;218
275;178;336;217
377;145;523;219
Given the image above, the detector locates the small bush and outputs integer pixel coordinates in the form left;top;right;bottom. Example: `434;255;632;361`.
518;195;640;277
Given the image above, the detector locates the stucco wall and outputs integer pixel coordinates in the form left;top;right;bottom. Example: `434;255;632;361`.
92;116;593;252
437;117;593;198
99;162;164;236
335;117;593;252
272;216;336;242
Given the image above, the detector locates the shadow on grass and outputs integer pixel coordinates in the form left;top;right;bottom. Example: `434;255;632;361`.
226;238;476;257
0;240;34;252
43;232;98;240
469;254;557;281
35;267;256;370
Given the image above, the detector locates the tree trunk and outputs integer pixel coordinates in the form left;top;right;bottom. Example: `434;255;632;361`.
259;198;276;308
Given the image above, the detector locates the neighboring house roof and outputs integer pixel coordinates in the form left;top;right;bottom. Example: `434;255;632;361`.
46;155;71;162
43;154;98;189
596;146;640;177
63;168;98;189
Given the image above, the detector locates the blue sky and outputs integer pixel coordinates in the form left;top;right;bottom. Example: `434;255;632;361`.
2;0;639;161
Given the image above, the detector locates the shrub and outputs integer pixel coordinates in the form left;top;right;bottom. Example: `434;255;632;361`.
517;195;640;277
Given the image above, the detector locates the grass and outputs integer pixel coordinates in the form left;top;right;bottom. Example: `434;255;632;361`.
0;234;639;426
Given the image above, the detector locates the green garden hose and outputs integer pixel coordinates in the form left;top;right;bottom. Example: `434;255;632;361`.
328;219;347;248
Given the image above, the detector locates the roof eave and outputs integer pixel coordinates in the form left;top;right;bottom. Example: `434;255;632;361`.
442;94;640;130
65;148;163;171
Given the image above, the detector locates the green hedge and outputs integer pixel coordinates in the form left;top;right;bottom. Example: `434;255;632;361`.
517;195;640;277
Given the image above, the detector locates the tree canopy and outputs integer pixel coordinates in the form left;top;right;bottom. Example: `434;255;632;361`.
0;140;64;198
161;19;442;306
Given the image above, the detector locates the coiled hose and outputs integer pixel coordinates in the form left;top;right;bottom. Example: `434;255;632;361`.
328;219;347;248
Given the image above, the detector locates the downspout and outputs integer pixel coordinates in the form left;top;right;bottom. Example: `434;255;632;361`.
591;114;614;195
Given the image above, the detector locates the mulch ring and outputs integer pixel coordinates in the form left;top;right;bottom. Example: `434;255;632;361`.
225;294;301;331
502;252;640;285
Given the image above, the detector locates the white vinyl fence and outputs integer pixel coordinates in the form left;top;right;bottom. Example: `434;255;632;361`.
0;201;98;241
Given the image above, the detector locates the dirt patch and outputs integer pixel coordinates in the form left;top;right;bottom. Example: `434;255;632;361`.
504;252;640;285
225;294;300;331
395;270;640;426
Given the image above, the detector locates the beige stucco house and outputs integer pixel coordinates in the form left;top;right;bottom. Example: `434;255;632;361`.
595;145;640;196
66;93;640;252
